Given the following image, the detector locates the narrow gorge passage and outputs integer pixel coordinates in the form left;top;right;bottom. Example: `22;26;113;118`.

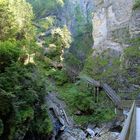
0;0;140;140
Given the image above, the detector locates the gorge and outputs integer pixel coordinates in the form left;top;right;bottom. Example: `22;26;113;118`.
0;0;140;140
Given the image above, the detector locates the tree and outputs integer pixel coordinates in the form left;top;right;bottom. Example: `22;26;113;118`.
0;0;34;40
28;0;64;18
0;2;17;40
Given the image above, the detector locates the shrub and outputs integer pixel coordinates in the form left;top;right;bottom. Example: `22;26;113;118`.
0;62;52;139
57;83;115;125
122;37;140;85
0;41;21;72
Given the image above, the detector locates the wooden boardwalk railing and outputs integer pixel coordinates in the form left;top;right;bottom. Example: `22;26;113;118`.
102;83;122;108
80;75;140;139
80;75;121;108
120;100;140;140
120;101;136;140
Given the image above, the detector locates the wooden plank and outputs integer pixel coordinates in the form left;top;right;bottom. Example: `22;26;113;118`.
79;75;100;87
79;75;122;108
102;83;121;108
120;101;136;140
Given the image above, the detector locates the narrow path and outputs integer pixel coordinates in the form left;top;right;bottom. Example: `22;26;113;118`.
80;75;122;108
102;83;122;108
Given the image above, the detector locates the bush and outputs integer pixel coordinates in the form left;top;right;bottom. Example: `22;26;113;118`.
57;83;115;125
82;49;121;83
47;69;69;85
28;0;64;18
122;37;140;85
64;52;83;80
0;0;34;40
0;62;52;139
0;41;21;72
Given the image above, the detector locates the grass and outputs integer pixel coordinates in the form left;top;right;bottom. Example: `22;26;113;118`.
57;82;116;125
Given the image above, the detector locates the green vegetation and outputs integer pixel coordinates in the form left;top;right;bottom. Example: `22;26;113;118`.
63;2;93;79
82;49;121;85
57;83;115;125
121;37;140;98
0;62;52;139
0;41;21;72
44;25;72;62
64;25;93;80
0;0;34;40
28;0;64;18
0;0;53;139
111;27;130;43
47;69;69;86
36;17;55;30
0;41;53;139
3;0;138;138
133;0;140;10
40;5;115;125
81;37;140;99
64;52;83;80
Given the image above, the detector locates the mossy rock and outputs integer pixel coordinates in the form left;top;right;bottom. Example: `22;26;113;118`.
110;27;130;43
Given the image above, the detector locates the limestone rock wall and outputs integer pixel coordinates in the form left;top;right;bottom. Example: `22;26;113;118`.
58;0;94;36
92;0;137;53
92;0;140;96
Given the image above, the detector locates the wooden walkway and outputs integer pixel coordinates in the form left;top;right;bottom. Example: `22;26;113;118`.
102;83;121;108
80;75;122;108
80;75;140;139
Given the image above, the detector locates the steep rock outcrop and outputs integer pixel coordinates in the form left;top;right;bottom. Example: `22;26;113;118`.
59;0;93;36
93;0;135;53
92;0;140;97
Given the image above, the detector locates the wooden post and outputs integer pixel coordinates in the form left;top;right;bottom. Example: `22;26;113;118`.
95;87;97;103
97;87;99;103
93;86;95;100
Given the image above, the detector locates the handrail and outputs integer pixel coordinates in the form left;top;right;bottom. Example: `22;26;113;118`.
120;101;136;140
79;75;100;87
79;75;121;108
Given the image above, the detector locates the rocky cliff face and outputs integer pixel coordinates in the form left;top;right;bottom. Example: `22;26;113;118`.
57;0;93;36
60;0;94;78
93;0;140;53
91;0;140;97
